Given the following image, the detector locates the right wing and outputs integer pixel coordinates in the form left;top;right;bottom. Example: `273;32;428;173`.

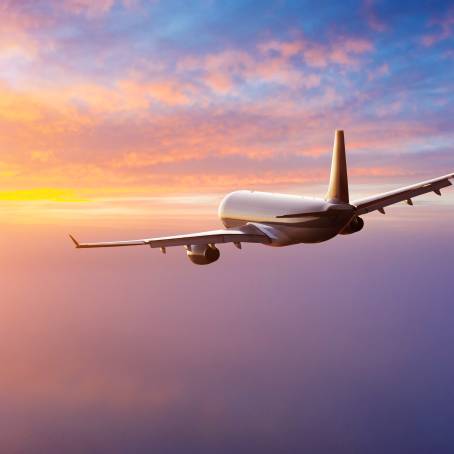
352;173;454;215
69;223;270;249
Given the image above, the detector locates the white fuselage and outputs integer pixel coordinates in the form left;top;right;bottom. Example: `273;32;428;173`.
218;190;355;246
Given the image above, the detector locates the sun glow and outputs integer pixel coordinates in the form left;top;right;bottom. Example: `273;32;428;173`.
0;188;88;202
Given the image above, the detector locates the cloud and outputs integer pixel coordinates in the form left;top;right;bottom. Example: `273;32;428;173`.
367;63;389;81
62;0;116;16
177;36;372;96
363;0;388;32
118;78;192;106
31;150;55;163
0;68;451;198
0;0;452;209
60;0;140;17
421;9;454;46
301;37;373;68
0;3;53;60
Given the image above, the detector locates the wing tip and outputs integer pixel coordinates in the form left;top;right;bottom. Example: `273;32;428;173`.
69;234;80;248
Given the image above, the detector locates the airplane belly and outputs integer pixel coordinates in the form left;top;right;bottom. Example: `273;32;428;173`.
282;224;341;244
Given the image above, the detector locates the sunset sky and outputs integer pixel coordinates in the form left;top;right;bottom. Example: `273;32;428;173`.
1;0;453;214
1;1;454;453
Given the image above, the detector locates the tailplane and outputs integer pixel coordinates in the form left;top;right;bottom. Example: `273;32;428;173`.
325;129;349;203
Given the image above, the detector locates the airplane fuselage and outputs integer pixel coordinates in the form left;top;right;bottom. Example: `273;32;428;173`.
219;190;356;246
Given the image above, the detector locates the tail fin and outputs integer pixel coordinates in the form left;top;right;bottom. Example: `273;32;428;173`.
325;129;349;203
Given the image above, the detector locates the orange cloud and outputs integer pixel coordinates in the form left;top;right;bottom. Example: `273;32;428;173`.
31;150;55;163
118;79;192;106
0;78;445;198
0;29;447;214
350;167;410;178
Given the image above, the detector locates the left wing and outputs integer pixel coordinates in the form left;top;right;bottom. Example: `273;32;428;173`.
69;224;270;249
353;173;454;215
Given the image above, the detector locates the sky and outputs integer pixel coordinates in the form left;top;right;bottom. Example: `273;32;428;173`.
0;0;453;211
0;1;454;453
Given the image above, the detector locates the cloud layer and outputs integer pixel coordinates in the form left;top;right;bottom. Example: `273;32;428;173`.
0;0;453;206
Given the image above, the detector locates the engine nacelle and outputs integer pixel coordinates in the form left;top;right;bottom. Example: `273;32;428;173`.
186;244;220;265
339;216;364;235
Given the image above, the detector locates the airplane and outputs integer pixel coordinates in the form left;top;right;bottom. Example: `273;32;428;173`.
70;130;454;265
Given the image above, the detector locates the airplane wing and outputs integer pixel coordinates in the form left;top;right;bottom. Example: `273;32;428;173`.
352;173;454;215
69;223;270;249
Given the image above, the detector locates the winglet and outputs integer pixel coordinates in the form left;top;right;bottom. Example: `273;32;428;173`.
69;234;80;248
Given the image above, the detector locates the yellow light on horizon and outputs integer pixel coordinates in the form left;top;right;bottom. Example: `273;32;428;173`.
0;188;88;202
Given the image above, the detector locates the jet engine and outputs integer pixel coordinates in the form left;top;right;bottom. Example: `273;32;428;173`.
340;216;364;235
186;244;220;265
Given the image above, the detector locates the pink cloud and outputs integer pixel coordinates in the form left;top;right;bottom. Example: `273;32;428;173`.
261;37;374;68
367;63;389;81
0;5;53;60
178;35;372;95
258;40;304;58
0;81;446;196
0;25;446;203
363;0;388;32
421;10;454;47
118;78;192;106
60;0;141;17
315;38;373;67
180;42;322;93
62;0;116;16
350;166;410;178
203;72;235;93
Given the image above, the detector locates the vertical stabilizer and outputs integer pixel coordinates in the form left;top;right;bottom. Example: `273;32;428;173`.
325;129;349;203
